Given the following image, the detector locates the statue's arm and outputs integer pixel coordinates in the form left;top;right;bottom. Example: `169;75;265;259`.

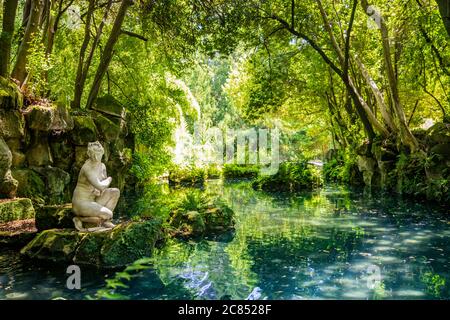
83;167;111;191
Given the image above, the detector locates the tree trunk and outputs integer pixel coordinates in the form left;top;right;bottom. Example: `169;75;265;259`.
11;0;44;85
354;55;397;132
436;0;450;37
86;0;134;109
72;0;95;109
73;0;113;109
361;0;420;151
316;0;387;138
0;0;19;77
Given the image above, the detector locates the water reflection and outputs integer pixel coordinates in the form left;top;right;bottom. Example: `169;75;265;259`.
1;181;449;299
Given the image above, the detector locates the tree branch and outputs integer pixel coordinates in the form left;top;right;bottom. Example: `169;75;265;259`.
121;29;148;41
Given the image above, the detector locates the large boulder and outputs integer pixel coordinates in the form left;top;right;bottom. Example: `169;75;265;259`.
26;104;74;132
12;168;45;201
92;112;122;142
26;131;53;167
21;229;84;263
91;95;125;119
0;76;23;109
0;137;18;198
32;166;71;204
21;219;164;268
71;116;98;146
0;109;25;139
8;138;26;168
0;198;35;223
49;133;74;171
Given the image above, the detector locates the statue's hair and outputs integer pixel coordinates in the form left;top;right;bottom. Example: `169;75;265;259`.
87;141;104;159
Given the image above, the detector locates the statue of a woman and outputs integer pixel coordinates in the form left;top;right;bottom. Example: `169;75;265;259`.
72;141;120;232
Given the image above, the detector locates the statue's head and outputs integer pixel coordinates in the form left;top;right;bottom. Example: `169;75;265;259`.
87;141;104;162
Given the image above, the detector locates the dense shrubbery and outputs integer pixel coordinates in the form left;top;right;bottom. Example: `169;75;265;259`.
223;164;260;180
396;152;450;202
322;151;363;185
252;161;322;192
168;166;207;187
130;185;234;238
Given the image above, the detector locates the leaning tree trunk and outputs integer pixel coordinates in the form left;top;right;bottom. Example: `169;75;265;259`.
0;0;19;77
436;0;450;37
11;0;44;86
361;0;420;152
86;0;134;109
316;0;387;139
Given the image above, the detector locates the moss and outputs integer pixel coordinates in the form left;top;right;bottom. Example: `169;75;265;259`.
12;169;46;202
0;76;23;109
92;95;124;118
71;116;98;145
168;192;235;238
100;219;163;268
74;232;108;266
0;198;35;223
92;112;121;142
20;229;83;263
21;219;165;268
0;110;25;139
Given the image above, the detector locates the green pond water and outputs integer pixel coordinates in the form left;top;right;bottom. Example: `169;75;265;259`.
1;180;450;300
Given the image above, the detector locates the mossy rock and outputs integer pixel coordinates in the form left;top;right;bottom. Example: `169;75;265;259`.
71;116;98;146
204;206;235;232
21;219;164;268
426;123;450;147
169;205;234;238
35;204;74;231
0;76;23;109
92;95;125;118
100;219;163;268
12;168;46;201
26;132;53;167
0;198;35;223
32;167;71;204
49;134;74;171
0;137;18;198
26;104;74;132
0;109;25;139
92;112;122;142
20;229;83;262
74;231;108;266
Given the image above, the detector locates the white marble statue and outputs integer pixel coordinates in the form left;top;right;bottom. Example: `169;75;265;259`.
72;141;120;232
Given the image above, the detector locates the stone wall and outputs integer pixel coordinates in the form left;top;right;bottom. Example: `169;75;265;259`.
0;77;135;206
355;123;450;202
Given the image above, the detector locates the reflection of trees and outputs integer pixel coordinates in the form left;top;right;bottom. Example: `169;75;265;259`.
245;227;363;299
124;181;450;299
